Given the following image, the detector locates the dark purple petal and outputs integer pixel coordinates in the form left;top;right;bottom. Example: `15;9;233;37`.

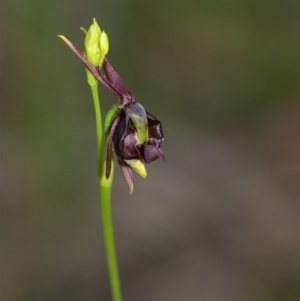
146;112;164;147
59;39;117;95
59;38;134;107
118;159;134;193
112;111;129;159
122;133;139;160
143;144;164;163
102;59;134;106
106;113;122;179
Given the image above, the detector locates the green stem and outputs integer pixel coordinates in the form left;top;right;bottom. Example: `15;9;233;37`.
91;84;104;166
90;84;123;301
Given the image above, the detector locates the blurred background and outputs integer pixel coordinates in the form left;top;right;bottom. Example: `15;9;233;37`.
1;0;300;300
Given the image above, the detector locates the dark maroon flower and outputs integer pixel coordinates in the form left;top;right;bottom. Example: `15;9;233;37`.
57;37;164;192
102;61;165;192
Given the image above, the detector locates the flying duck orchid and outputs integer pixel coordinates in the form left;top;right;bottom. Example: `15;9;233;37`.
58;33;164;192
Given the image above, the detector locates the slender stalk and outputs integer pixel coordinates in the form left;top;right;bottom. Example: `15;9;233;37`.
91;84;104;165
90;83;123;301
100;173;122;301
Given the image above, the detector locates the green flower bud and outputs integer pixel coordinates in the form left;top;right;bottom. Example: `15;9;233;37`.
84;18;101;66
99;31;109;66
82;18;109;86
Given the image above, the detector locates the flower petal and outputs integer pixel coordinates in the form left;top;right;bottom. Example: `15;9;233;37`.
147;111;164;147
125;103;149;144
105;112;122;179
118;159;134;194
102;59;133;106
143;144;164;163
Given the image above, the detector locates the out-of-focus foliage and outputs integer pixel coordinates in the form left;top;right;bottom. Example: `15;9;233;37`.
1;0;300;300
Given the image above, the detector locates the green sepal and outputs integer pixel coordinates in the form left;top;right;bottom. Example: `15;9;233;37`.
104;105;121;143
